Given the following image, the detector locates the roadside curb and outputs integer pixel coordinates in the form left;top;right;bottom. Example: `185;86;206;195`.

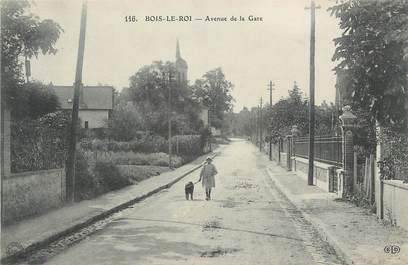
1;152;218;264
266;166;355;265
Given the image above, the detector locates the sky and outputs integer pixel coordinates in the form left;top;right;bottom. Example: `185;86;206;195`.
30;0;342;112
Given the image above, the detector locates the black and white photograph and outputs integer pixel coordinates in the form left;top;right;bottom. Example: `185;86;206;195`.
1;0;408;264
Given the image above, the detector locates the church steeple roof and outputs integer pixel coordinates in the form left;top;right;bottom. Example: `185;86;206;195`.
175;39;187;69
176;39;181;59
175;39;188;83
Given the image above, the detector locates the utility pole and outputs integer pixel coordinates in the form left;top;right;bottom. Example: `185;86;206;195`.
65;1;87;203
208;107;212;152
306;0;320;185
168;70;173;169
254;110;257;142
256;107;259;146
267;81;275;160
259;97;263;152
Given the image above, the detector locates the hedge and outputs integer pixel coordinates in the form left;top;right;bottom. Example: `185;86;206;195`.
171;135;203;157
80;134;205;159
378;127;408;182
11;111;70;173
82;150;184;168
80;135;167;153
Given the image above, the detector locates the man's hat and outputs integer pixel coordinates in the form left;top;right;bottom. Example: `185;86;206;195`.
206;156;212;162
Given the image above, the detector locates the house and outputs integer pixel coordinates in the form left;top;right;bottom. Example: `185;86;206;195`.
51;85;114;128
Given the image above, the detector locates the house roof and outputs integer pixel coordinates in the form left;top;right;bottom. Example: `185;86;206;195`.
51;85;114;110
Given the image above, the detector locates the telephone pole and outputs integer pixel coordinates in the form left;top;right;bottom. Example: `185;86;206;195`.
267;81;275;160
208;107;212;152
306;0;320;185
168;70;173;169
65;1;87;202
255;108;258;145
259;97;263;152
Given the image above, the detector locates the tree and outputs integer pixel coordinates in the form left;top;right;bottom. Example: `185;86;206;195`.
11;81;60;120
229;107;252;136
315;100;337;135
193;68;234;129
330;0;408;130
1;0;63;114
107;101;144;141
238;107;252;136
269;83;309;139
128;61;203;136
231;82;337;142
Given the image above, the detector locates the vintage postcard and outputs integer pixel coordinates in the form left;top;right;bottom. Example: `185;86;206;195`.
1;0;408;264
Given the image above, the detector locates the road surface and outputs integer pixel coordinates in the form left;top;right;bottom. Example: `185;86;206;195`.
39;139;344;265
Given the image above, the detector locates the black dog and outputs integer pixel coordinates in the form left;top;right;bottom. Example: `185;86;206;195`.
185;181;194;200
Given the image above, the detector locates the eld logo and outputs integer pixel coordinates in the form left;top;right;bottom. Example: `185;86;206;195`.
384;245;400;255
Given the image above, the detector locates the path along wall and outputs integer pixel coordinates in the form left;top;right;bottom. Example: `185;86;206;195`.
2;169;66;224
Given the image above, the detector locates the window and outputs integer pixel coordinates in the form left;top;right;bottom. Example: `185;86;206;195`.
84;121;89;129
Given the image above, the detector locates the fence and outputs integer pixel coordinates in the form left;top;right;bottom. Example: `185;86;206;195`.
354;154;376;203
294;135;342;167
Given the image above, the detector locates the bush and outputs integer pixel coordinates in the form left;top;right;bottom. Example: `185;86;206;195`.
80;135;168;153
172;135;203;158
80;134;205;159
93;162;131;192
74;152;135;201
11;81;60;120
82;150;184;168
140;135;168;153
74;150;99;201
150;152;183;167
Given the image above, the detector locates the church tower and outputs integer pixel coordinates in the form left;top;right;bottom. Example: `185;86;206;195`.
175;40;188;84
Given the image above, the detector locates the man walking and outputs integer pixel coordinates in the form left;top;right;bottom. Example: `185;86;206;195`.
198;157;218;200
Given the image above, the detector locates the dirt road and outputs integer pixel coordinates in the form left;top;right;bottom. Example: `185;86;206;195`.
41;139;345;265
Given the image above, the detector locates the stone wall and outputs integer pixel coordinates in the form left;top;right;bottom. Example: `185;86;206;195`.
315;166;328;182
2;168;66;224
271;143;280;162
292;157;307;176
382;180;408;231
291;156;338;192
280;152;288;167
